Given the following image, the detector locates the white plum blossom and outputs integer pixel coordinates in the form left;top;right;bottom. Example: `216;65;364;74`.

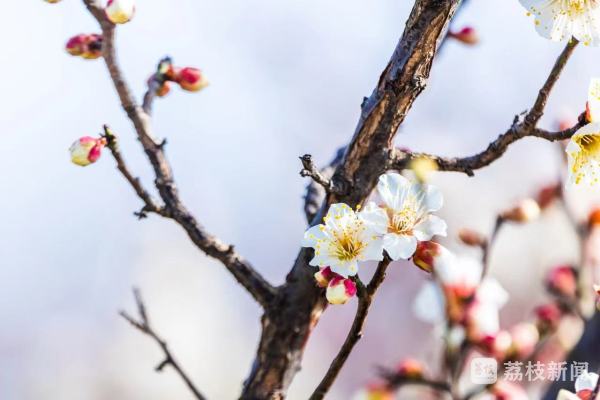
567;78;600;187
575;371;599;392
302;203;387;277
520;0;600;46
376;172;447;261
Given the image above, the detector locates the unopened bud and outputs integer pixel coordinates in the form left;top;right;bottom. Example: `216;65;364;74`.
458;228;486;247
326;276;357;305
177;67;209;92
105;0;135;24
81;34;103;60
314;266;335;288
508;322;539;359
479;330;512;360
501;198;540;223
449;27;479;45
588;208;600;228
536;183;561;210
65;34;88;56
534;303;563;334
412;241;447;273
396;358;424;380
69;136;106;167
353;384;393;400
546;265;577;298
409;157;438;183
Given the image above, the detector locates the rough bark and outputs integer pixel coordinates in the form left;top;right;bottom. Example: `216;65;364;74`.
240;1;461;398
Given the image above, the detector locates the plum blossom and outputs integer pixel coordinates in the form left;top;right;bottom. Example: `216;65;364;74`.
375;173;447;261
69;136;106;167
567;79;600;186
302;203;387;277
520;0;600;46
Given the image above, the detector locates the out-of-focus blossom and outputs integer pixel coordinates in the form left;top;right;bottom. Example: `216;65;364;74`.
458;228;486;247
500;198;540;223
558;372;600;399
69;136;106;167
302;203;386;277
409;156;438;182
326;276;357;305
375;172;447;261
396;358;424;379
448;26;479;45
105;0;135;24
352;384;394;400
474;381;528;400
567;79;600;187
412;240;451;273
589;208;600;227
536;183;561;210
176;67;209;92
446;325;467;351
535;303;563;334
465;298;504;342
546;265;578;298
519;0;600;46
479;330;512;359
507;322;539;359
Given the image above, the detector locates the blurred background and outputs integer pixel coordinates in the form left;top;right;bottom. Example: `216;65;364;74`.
2;0;600;398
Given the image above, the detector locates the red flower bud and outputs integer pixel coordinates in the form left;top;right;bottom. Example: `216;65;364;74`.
81;34;103;60
412;241;448;273
69;136;107;167
396;358;424;380
177;67;209;92
314;266;336;288
589;208;600;228
534;303;563;334
326;276;356;305
449;27;479;45
546;265;578;298
65;34;88;56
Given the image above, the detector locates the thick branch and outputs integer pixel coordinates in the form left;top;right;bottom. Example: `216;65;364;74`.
82;0;275;308
120;289;207;400
309;259;391;400
390;40;582;176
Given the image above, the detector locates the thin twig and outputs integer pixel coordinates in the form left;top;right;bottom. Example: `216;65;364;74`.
481;216;505;280
82;0;276;307
120;289;207;400
303;148;345;223
300;154;334;192
378;366;451;394
309;258;392;400
390;40;582;177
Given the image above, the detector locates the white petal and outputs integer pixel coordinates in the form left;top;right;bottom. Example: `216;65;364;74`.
330;260;359;278
358;201;389;235
302;225;327;247
575;372;599;392
377;172;410;210
477;278;509;309
413;282;445;324
588;78;600;122
382;233;417;260
572;9;600;46
413;215;447;241
360;237;385;262
424;184;444;212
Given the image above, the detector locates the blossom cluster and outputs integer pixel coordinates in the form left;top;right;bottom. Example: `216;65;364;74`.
302;173;447;304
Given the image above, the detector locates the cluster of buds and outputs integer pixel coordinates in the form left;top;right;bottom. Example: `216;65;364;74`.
69;136;107;167
65;34;103;60
557;372;599;400
448;26;479;45
314;267;357;305
500;198;541;223
148;59;209;99
105;0;135;25
546;265;578;299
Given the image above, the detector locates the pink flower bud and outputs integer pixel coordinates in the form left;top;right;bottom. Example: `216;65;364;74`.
396;358;424;380
326;276;356;305
501;198;540;223
177;67;209;92
449;27;479;45
534;303;563;334
105;0;135;24
69;136;106;166
65;34;88;56
479;330;512;359
314;266;336;288
458;228;486;247
412;241;448;273
81;34;103;60
546;265;578;298
508;322;539;359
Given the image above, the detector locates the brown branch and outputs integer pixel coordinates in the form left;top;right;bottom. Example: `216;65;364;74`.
82;0;275;308
120;289;207;400
303;148;345;223
299;154;336;193
309;258;392;400
390;40;582;177
378;366;451;394
102;125;167;219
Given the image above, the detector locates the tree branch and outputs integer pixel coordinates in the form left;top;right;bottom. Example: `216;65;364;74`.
120;288;207;400
309;258;392;400
378;366;451;394
390;40;582;177
82;0;275;308
303;148;345;223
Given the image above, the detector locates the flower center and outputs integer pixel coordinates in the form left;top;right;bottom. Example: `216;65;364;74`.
332;229;365;261
388;206;418;235
571;133;600;184
565;0;597;15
